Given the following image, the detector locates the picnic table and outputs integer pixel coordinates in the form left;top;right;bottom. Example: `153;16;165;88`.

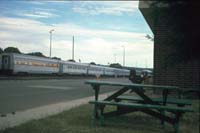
85;80;193;133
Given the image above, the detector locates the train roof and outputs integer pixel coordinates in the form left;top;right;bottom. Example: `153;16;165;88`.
60;60;88;66
1;53;60;62
142;69;153;73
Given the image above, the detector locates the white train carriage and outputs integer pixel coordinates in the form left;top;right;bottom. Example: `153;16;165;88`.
123;69;130;76
104;67;115;76
1;53;60;74
88;64;105;76
113;68;130;77
60;61;88;75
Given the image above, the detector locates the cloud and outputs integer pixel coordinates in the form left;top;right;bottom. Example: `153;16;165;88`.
0;16;153;67
72;1;139;15
16;11;58;18
0;16;145;39
25;1;46;5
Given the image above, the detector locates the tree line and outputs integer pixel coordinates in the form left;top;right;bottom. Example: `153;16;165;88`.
0;47;61;60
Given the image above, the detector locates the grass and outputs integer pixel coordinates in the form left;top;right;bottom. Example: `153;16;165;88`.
0;100;199;133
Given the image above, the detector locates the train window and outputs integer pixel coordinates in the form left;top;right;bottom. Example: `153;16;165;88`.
4;59;8;64
68;66;72;69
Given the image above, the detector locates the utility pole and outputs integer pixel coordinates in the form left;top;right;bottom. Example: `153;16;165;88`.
145;59;148;68
122;46;125;67
114;53;116;63
49;29;55;57
72;36;74;60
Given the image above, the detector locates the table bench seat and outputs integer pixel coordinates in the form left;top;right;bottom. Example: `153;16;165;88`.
89;100;193;113
116;96;192;106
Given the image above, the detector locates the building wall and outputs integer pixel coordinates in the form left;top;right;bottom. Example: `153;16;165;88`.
154;3;200;88
140;1;200;89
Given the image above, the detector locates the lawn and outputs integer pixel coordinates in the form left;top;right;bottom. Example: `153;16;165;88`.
1;100;199;133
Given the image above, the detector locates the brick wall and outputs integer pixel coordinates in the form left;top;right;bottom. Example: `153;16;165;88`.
153;5;200;89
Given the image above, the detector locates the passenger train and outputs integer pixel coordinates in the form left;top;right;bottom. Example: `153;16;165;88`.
0;53;130;77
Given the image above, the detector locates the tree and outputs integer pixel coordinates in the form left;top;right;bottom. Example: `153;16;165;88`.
90;62;96;65
109;63;122;68
4;47;21;54
52;57;61;60
68;59;76;62
27;52;46;57
0;48;3;54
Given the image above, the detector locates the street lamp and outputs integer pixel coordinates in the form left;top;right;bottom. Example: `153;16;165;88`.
49;29;55;57
72;36;74;60
121;46;125;67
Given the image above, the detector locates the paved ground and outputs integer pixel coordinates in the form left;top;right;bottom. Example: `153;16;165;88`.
0;92;114;130
0;77;131;114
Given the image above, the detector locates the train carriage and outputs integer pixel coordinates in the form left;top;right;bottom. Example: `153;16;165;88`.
113;68;130;77
1;53;60;74
88;64;105;76
104;67;115;76
61;61;88;75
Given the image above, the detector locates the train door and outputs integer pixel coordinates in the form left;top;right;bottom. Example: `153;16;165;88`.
2;55;10;70
59;62;63;74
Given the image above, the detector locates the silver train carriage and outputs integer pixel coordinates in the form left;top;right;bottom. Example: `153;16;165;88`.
60;61;88;75
88;64;105;76
0;53;60;74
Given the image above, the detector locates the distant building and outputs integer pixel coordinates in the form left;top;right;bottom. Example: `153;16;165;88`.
139;1;200;89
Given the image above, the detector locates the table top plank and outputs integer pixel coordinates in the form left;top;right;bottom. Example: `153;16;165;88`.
85;80;180;91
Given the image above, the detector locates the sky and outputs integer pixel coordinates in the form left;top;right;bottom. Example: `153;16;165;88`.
0;1;154;68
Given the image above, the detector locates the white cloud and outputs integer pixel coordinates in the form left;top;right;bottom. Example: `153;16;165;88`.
16;11;57;18
25;1;46;5
72;1;139;15
0;16;153;67
0;16;145;40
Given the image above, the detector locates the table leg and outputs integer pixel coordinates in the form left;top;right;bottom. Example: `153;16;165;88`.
134;87;158;105
93;85;100;119
161;89;169;125
174;112;181;133
104;87;129;101
99;87;129;111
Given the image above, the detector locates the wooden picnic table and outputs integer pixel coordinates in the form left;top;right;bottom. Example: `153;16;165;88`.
85;80;193;133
